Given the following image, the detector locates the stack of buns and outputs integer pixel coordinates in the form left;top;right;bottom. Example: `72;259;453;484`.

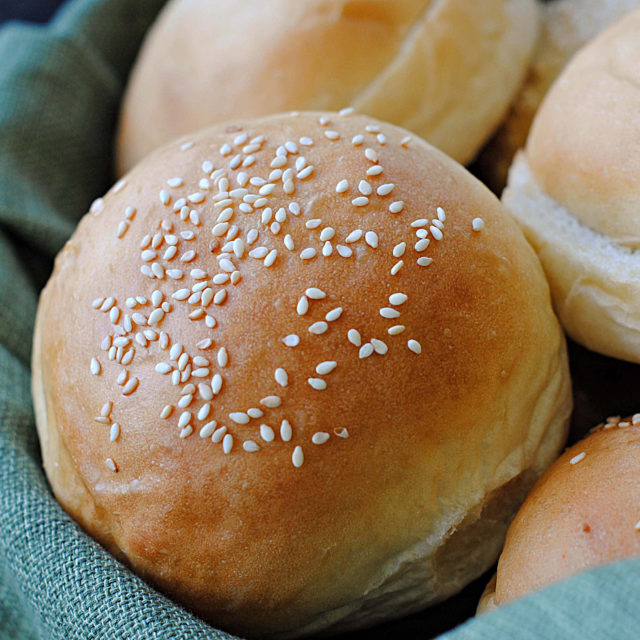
34;112;571;637
503;7;640;363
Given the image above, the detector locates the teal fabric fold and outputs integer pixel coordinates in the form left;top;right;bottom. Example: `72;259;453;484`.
0;1;639;638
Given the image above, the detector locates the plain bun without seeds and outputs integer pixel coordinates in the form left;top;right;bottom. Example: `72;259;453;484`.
116;0;540;173
34;111;571;638
503;7;640;364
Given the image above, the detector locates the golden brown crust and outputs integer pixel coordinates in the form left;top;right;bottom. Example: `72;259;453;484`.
487;416;640;608
526;7;640;247
36;112;570;637
115;0;539;173
475;0;639;194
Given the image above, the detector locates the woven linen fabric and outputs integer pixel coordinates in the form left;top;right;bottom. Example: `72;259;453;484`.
1;0;640;638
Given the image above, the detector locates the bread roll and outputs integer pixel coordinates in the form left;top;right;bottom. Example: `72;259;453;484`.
479;414;640;612
476;0;638;194
115;0;539;173
34;111;571;638
502;8;640;363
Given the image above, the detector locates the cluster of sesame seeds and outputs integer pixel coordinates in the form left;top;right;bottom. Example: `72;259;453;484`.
87;111;489;473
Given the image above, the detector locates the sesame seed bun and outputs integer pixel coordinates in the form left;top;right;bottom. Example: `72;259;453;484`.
475;0;638;194
478;415;640;613
502;8;640;363
115;0;540;174
33;111;571;638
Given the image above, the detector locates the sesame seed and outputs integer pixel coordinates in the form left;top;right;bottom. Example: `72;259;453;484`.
230;412;250;424
388;325;406;335
222;434;233;454
300;248;316;260
155;362;172;374
633;414;640;425
148;308;164;325
281;420;293;442
90;198;104;214
92;297;105;309
358;180;372;196
389;293;408;306
250;246;269;259
316;361;337;375
352;196;369;207
337;245;352;258
570;452;586;465
322;241;333;256
318;116;330;126
199;421;217;438
408;340;422;354
377;183;394;196
339;107;355;116
181;250;196;262
308;378;327;390
472;217;485;231
312;432;330;445
389;201;404;214
430;226;443;240
364;148;378;163
117;221;129;238
275;368;288;387
292;446;304;468
178;410;192;429
284;234;294;250
297;296;309;315
415;239;430;251
285;140;298;154
90;358;101;375
377;133;387;145
297;166;314;180
391;260;404;275
348;329;361;346
364;231;379;248
371;338;388;354
320;227;335;242
233;133;248;146
282;334;300;347
100;297;115;312
336;179;349;193
367;165;383;176
101;336;111;351
105;458;118;472
167;269;183;279
217;347;228;367
345;229;363;243
392;243;406;259
436;206;446;221
432;219;444;230
219;258;235;272
400;135;412;147
122;378;139;395
359;343;374;359
159;189;170;205
109;423;120;443
94;416;109;425
353;135;365;145
417;257;433;267
211;374;223;394
324;130;340;140
261;396;282;408
211;425;227;443
325;307;343;322
179;425;193;439
125;206;136;220
305;219;322;229
300;136;313;146
305;288;326;300
309;321;328;335
264;249;278;267
100;402;112;417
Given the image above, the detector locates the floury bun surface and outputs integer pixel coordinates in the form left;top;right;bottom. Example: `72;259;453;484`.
116;0;540;173
503;8;640;363
34;112;571;638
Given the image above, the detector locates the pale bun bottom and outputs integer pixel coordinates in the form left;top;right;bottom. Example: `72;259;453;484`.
503;153;640;364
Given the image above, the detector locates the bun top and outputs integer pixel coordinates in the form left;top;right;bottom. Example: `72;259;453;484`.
526;7;640;247
35;112;569;637
116;0;539;172
491;415;640;608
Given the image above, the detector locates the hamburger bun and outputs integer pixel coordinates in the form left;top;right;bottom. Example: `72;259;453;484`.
479;415;640;612
476;0;638;194
502;7;640;363
34;111;571;637
116;0;539;173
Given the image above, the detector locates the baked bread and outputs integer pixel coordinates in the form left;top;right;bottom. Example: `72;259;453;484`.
502;7;640;363
115;0;539;173
479;414;640;612
475;0;638;194
34;111;571;638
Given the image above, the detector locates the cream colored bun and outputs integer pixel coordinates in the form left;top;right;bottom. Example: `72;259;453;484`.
502;8;640;363
115;0;540;174
479;415;640;612
476;0;638;194
34;112;571;638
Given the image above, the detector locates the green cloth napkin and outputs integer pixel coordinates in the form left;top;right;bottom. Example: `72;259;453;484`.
1;1;639;638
